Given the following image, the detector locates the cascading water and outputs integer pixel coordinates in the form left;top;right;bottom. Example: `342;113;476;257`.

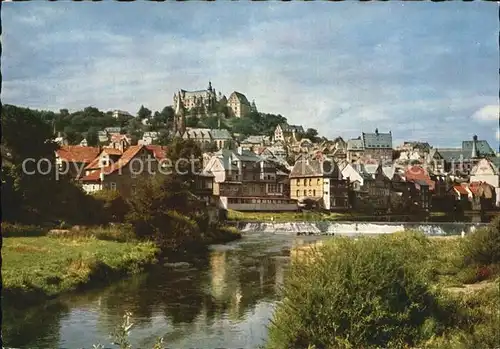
238;221;488;236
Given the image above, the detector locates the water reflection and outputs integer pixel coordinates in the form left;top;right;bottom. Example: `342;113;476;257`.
4;233;305;348
3;301;69;348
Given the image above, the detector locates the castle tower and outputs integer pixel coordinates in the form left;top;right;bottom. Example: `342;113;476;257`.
251;99;257;112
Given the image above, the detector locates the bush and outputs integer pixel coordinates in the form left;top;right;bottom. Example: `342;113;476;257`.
462;215;500;267
92;189;129;223
267;233;458;349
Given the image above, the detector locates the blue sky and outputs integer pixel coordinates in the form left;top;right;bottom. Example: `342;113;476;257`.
3;1;499;148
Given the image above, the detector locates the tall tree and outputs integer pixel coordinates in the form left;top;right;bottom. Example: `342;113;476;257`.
137;105;152;120
86;127;99;147
305;128;319;142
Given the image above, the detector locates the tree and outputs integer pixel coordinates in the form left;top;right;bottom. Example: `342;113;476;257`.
126;175;205;250
92;189;129;223
137;105;152;120
1;104;97;224
154;129;171;146
86;127;99;147
230;117;255;136
158;106;175;128
185;115;199;128
304;128;319;141
199;115;221;129
201;141;218;153
166;138;203;180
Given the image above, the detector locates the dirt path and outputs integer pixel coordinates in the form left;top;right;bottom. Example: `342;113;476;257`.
445;280;498;294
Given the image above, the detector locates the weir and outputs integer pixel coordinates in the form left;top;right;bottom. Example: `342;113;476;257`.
236;221;488;236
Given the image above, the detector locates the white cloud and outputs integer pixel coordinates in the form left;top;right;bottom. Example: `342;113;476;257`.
472;105;500;122
2;3;498;147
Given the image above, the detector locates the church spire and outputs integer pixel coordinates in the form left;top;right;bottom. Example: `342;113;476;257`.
471;135;478;159
174;91;186;134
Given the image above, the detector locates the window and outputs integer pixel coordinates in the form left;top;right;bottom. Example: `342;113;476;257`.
317;179;320;185
297;179;300;186
309;179;312;185
304;190;307;196
303;179;307;185
313;189;316;197
296;190;300;197
110;182;117;191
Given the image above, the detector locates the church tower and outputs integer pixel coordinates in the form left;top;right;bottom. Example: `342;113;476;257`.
174;91;186;134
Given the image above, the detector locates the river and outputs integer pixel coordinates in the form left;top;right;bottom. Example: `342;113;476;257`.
3;232;327;349
2;222;486;349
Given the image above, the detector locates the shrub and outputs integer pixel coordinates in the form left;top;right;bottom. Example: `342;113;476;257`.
92;189;129;223
462;215;500;267
267;233;458;349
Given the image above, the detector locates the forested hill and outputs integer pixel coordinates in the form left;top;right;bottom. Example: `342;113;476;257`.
2;104;292;145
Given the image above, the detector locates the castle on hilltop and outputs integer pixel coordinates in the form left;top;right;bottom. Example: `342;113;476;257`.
172;81;256;119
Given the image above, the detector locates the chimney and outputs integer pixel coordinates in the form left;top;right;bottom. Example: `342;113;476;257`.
471;135;478;159
375;128;379;135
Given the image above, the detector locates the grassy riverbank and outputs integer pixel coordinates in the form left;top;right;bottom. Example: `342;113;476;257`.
269;218;500;349
2;223;241;302
227;210;355;222
2;234;159;300
226;209;453;222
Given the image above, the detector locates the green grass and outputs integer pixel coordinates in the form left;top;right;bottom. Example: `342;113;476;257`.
226;210;353;222
2;235;159;299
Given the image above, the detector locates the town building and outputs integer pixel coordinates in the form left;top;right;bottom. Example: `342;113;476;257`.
55;145;100;179
203;148;296;211
469;158;500;207
346;129;393;164
227;91;252;118
240;135;272;150
289;158;349;211
111;110;133;119
139;132;160;146
174;127;233;150
437;135;495;175
79;145;165;197
274;123;305;142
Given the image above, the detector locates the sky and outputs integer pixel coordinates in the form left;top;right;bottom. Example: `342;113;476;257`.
2;1;499;148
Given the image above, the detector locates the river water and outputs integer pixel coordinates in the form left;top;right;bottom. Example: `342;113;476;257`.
3;232;327;349
2;223;486;349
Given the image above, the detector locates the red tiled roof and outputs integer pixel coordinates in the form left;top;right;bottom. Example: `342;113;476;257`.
102;147;123;156
405;165;435;191
85;156;101;170
453;185;469;195
81;145;155;182
85;147;124;170
105;145;145;174
145;145;167;160
56;146;99;164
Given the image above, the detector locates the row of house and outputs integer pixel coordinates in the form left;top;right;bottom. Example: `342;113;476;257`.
54;121;499;215
56;138;500;215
